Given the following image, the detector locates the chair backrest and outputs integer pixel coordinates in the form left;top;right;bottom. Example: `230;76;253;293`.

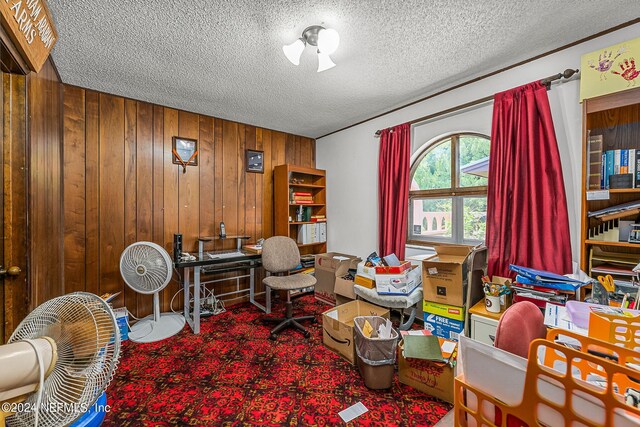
261;236;301;274
494;301;547;359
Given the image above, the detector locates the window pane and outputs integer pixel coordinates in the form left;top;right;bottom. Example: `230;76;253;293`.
410;198;452;239
463;197;487;241
411;139;451;190
459;135;490;187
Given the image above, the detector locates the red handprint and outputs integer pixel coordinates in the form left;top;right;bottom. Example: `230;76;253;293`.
612;58;640;87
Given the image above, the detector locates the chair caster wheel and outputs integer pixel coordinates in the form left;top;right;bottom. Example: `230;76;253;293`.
303;331;310;338
269;334;277;341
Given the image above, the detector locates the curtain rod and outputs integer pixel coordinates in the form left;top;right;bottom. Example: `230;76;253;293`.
374;68;579;137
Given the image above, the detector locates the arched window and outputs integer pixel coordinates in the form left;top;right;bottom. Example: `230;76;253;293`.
408;133;490;244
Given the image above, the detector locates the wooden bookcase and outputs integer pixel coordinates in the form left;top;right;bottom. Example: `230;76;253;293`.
274;164;327;255
580;87;640;289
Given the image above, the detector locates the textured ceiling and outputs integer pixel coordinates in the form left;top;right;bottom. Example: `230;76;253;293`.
48;1;640;138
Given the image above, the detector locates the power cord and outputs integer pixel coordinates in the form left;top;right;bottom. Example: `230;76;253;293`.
169;284;226;316
23;339;45;427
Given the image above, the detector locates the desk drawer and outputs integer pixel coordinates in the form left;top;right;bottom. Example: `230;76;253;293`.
471;313;499;346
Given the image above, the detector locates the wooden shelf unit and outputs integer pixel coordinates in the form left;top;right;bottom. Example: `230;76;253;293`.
580;87;640;283
274;164;327;256
584;240;640;249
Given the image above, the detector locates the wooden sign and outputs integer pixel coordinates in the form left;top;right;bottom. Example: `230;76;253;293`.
0;0;58;73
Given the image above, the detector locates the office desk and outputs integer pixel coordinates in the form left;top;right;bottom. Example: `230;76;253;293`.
175;251;263;334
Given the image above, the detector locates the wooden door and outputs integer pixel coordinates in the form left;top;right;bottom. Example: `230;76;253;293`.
0;71;28;343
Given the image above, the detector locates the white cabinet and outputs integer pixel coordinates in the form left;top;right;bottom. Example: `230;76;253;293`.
470;313;499;346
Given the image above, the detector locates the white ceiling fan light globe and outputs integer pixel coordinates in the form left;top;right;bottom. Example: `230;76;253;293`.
317;28;339;55
317;51;336;72
283;38;305;65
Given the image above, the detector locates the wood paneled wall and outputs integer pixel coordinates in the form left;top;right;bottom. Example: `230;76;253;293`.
1;72;29;341
62;85;315;317
28;58;64;309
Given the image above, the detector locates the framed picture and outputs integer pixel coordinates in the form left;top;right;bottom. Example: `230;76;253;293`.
245;149;264;173
172;137;198;171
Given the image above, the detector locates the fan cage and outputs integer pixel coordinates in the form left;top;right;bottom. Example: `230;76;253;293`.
7;292;120;427
120;241;173;294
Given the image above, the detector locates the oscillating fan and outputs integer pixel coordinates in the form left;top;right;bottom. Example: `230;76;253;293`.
0;292;120;427
120;241;185;343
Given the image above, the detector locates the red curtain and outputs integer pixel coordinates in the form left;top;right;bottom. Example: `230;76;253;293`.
378;123;411;260
486;81;572;277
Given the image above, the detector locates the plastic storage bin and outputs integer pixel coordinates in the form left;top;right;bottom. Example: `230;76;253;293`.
353;316;399;389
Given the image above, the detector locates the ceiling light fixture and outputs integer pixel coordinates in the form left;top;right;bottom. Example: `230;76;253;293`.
283;25;339;72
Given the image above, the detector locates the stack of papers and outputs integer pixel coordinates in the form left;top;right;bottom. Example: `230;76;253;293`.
543;304;587;335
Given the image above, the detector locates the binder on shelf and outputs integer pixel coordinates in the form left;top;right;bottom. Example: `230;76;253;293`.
297;223;328;245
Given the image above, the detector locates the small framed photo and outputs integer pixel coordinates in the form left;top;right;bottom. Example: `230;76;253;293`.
172;137;198;167
246;149;264;173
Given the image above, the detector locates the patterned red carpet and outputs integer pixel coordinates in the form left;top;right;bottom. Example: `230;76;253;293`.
104;295;452;426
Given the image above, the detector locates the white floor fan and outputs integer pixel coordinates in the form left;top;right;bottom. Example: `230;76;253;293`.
119;241;185;343
0;292;120;427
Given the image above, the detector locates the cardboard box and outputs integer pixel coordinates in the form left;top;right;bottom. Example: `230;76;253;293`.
422;245;474;306
424;313;465;341
334;274;356;300
423;301;465;322
356;261;377;279
374;260;412;275
354;274;375;289
335;294;353;306
315;253;362;305
375;265;422;295
322;300;389;364
398;342;455;403
114;307;129;341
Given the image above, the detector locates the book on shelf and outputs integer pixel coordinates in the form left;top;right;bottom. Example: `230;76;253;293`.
592;143;639;190
636;149;640;188
292;191;312;196
606;150;614;188
622;149;629;174
631;149;637;184
588;134;603;190
311;214;326;222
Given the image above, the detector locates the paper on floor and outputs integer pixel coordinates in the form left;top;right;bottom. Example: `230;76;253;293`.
338;402;368;423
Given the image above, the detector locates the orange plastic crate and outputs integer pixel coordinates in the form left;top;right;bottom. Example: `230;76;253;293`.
588;309;640;351
454;330;640;427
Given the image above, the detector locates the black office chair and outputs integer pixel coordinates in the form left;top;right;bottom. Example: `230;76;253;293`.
261;236;316;340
